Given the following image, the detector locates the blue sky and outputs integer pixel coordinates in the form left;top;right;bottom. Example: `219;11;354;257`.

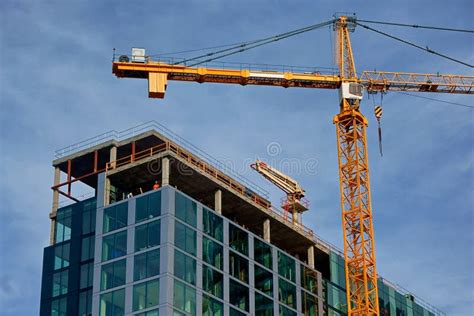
0;0;473;315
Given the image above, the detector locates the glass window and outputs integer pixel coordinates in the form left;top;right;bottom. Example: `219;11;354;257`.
254;239;272;269
229;279;249;312
278;252;295;282
254;265;273;296
326;280;347;313
102;230;127;261
229;308;246;316
82;199;97;235
175;192;197;227
174;249;196;285
279;305;297;316
135;220;160;252
202;295;223;316
255;292;273;316
173;279;196;316
54;243;70;270
202;237;223;270
134;248;160;281
103;202;128;233
78;289;92;316
229;224;248;256
279;278;296;309
202;208;223;241
81;235;95;262
136;191;161;223
174;221;196;256
202;265;223;299
80;262;94;289
133;279;160;311
100;288;125;316
51;297;67;316
301;265;318;295
136;309;159;316
101;259;126;290
52;270;68;297
302;291;318;316
55;207;72;243
229;251;248;283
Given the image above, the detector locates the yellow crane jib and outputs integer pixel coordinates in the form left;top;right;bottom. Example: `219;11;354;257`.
112;15;473;316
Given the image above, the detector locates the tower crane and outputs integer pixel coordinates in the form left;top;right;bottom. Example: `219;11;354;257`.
251;159;308;225
112;15;474;316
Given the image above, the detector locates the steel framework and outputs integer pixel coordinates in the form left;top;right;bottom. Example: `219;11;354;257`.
111;16;473;316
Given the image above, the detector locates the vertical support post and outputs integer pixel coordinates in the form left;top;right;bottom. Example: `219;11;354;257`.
292;210;298;225
162;157;170;186
307;245;315;269
93;150;98;172
67;159;72;195
334;109;379;316
263;219;270;242
110;146;117;169
105;146;117;206
49;166;61;245
131;141;136;162
214;189;222;214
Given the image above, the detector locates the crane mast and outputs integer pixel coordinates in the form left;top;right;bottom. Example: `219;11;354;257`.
334;16;379;316
251;160;308;224
112;15;473;316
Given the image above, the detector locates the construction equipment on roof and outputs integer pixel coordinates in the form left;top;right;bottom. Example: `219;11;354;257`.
251;159;308;225
112;14;474;316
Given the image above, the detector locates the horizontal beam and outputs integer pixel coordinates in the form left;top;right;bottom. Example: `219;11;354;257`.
113;61;474;97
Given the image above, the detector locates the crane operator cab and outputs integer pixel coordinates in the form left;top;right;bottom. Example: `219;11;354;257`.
339;82;364;109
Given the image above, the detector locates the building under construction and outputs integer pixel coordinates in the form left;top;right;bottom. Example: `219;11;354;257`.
39;122;444;316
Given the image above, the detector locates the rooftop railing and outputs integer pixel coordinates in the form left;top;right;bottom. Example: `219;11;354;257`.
54;121;269;199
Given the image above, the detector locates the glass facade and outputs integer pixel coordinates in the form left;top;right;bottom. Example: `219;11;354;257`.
40;182;441;316
40;197;96;316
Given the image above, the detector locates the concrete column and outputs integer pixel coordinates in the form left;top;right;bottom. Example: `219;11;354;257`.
104;177;111;206
214;189;222;214
49;167;61;245
263;219;270;242
49;213;56;245
292;210;298;225
162;157;170;185
109;146;117;168
307;245;315;269
52;167;60;212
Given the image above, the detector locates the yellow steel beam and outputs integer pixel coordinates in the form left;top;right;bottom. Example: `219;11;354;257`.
113;61;474;98
361;71;474;94
335;15;380;316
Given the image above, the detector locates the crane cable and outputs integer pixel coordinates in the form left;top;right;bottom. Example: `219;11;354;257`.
357;19;474;34
355;22;474;68
174;19;334;67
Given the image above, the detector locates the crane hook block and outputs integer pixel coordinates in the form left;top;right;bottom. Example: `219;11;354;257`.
374;105;383;119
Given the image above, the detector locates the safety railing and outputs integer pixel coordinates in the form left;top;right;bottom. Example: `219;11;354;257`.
380;278;446;316
105;139;321;238
113;53;339;76
55;121;268;199
106;140;271;209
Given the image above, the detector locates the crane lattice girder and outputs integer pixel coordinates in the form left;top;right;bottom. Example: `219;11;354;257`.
112;16;472;316
361;71;474;94
250;160;305;198
112;61;474;96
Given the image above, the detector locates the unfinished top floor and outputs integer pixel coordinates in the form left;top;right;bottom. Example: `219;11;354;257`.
49;127;341;278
